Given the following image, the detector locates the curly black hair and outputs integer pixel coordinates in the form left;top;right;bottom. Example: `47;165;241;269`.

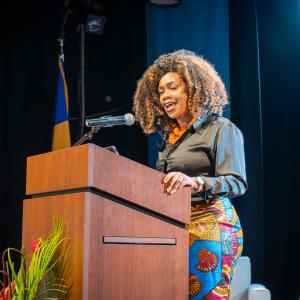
133;49;228;134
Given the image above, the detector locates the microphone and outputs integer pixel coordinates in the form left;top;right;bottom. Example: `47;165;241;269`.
85;113;135;127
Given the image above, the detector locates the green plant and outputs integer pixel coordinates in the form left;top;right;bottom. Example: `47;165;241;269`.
0;217;71;300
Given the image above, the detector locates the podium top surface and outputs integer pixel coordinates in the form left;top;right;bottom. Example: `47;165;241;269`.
26;143;191;224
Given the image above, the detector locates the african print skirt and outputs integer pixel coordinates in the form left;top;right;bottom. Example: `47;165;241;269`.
187;198;243;300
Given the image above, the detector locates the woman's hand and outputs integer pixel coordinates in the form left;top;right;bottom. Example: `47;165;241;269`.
163;172;196;195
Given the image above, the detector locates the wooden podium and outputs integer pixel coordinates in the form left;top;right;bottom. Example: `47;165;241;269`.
22;144;190;299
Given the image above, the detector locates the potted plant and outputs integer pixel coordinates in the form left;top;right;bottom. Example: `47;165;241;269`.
0;217;71;300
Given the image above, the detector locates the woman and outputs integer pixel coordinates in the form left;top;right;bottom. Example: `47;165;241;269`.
133;50;247;299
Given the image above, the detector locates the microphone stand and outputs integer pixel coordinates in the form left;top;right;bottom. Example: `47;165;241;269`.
73;126;102;146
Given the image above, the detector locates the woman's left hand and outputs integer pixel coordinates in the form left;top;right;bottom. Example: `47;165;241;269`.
163;172;195;195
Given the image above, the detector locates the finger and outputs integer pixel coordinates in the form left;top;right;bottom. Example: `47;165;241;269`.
166;175;180;192
163;172;176;193
170;176;186;192
163;172;176;184
169;175;188;194
172;177;183;191
166;174;181;192
178;179;186;189
162;173;173;188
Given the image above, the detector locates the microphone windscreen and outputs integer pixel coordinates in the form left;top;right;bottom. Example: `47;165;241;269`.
124;113;135;126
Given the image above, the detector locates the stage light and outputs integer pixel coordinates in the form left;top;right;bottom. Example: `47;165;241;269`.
84;14;106;34
149;0;181;6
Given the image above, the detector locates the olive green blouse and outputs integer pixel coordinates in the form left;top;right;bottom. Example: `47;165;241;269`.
156;115;247;202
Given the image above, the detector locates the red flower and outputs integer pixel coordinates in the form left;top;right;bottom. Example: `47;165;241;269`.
0;280;17;300
31;239;40;252
0;286;11;300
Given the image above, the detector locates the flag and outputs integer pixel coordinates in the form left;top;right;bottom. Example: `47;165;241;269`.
52;56;71;150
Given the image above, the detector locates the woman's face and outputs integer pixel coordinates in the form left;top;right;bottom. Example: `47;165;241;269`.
158;72;190;122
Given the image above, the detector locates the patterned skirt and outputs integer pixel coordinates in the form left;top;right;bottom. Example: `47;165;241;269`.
187;198;243;300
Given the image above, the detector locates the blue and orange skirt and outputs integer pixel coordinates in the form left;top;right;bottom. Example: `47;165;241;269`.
187;198;243;300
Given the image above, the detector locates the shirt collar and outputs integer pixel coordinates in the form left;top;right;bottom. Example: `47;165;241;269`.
189;113;212;134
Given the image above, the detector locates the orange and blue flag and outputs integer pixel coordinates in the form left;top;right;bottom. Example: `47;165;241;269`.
52;56;71;150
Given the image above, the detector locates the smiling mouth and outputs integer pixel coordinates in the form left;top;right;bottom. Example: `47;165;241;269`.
164;102;176;113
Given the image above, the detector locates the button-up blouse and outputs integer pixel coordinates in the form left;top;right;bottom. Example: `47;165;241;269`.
156;115;248;202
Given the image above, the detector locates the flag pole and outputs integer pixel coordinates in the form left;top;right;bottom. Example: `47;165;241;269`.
77;23;86;140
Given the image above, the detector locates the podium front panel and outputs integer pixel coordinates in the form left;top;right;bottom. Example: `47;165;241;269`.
22;192;189;300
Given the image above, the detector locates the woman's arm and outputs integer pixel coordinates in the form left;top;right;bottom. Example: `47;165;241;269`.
196;121;247;198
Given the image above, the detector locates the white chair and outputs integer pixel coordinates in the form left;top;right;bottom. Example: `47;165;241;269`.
230;256;271;300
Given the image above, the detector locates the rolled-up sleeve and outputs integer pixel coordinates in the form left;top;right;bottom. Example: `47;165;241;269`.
201;122;248;198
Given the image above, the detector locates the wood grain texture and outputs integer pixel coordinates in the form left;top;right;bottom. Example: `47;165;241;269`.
26;144;191;224
91;144;190;224
22;192;189;300
22;193;87;299
24;144;190;298
87;193;189;300
26;145;89;195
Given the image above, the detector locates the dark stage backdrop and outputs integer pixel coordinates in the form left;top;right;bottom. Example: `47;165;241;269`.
0;0;148;255
146;0;230;168
1;1;300;299
230;0;300;299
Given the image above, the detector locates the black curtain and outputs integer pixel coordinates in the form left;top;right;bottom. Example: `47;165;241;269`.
230;1;300;299
2;2;300;299
0;0;148;255
0;1;60;255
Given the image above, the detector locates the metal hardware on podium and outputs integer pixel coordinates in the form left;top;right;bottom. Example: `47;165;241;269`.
73;126;101;146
